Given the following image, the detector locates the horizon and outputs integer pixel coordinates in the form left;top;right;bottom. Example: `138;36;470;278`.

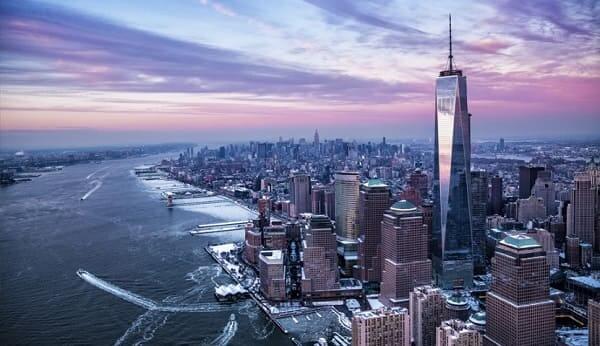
1;0;599;149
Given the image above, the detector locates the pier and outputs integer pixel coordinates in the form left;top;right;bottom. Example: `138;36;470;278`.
189;220;248;235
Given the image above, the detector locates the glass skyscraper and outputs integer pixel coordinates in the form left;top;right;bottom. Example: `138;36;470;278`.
432;16;473;289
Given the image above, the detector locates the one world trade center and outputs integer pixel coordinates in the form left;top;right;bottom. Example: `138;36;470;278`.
432;15;473;289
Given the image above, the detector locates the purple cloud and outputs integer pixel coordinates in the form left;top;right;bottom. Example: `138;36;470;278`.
0;1;426;103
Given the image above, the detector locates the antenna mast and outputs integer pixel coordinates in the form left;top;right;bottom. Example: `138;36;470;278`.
448;13;453;72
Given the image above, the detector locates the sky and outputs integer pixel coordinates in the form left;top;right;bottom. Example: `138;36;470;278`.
0;0;599;149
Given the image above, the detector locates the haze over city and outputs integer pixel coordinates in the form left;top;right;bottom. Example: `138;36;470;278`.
1;0;599;149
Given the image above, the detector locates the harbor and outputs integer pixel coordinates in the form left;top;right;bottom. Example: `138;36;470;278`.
205;242;352;345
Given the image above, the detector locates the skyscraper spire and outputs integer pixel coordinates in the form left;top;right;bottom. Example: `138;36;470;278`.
448;13;453;72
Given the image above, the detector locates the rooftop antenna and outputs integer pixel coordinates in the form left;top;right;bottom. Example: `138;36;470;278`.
448;13;453;72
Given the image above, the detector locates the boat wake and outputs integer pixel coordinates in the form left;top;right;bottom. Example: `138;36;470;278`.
77;269;231;313
210;314;238;346
81;180;102;201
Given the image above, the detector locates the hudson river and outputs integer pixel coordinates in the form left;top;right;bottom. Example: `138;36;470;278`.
0;155;289;345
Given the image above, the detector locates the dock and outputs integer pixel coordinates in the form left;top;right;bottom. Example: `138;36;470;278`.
189;220;248;235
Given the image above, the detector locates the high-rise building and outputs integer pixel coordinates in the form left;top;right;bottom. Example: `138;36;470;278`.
484;234;554;346
531;170;556;216
471;171;488;275
519;165;545;199
590;299;600;346
259;250;286;301
432;16;473;289
410;285;447;346
410;169;429;199
335;171;361;240
516;195;545;223
421;201;434;259
565;235;581;269
356;179;390;283
289;172;311;217
335;171;361;275
313;128;319;146
436;319;482;346
490;175;503;215
526;228;560;269
324;188;336;220
380;200;431;307
571;172;595;245
301;215;339;297
311;184;326;215
352;307;411;346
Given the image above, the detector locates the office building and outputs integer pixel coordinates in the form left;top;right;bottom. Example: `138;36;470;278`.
324;188;336;220
527;228;560;269
432;17;473;289
436;319;482;346
352;307;411;346
471;171;489;274
590;299;600;346
301;215;340;297
410;169;429;199
380;200;431;307
356;179;390;283
289;172;311;217
410;285;447;346
335;171;361;275
519;165;545;199
490;175;503;216
516;196;545;223
484;234;554;346
531;170;556;216
571;172;595;245
566;235;581;269
259;250;286;301
311;184;326;215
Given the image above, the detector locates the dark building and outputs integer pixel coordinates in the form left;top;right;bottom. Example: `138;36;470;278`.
356;179;391;283
380;200;431;307
519;165;545;199
471;171;489;275
324;188;336;220
490;175;503;215
311;185;326;215
289;172;311;217
421;201;434;259
484;234;554;346
409;169;429;199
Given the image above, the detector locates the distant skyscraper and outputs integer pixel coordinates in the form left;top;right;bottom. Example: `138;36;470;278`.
531;170;556;216
484;234;554;346
516;195;546;223
471;171;488;274
357;179;390;283
432;16;473;289
571;172;595;245
518;165;545;199
409;169;429;199
380;200;431;307
352;307;411;346
335;171;361;275
436;319;482;346
324;188;336;220
311;184;326;215
410;285;447;346
490;175;503;215
301;215;339;297
590;299;600;346
497;138;505;152
289;172;311;217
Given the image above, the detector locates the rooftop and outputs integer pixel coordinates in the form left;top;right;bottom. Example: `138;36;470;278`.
362;178;388;188
568;276;600;290
390;200;417;212
259;250;283;264
500;234;541;249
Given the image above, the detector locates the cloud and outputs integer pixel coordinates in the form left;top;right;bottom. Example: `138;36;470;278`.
457;38;513;55
0;1;426;104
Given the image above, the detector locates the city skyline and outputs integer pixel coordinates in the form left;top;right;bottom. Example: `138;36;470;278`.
1;0;600;150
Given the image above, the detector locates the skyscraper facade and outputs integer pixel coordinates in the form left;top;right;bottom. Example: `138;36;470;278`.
490;175;503;215
335;171;361;276
571;172;595;245
531;170;555;216
519;165;545;199
410;285;447;346
484;234;554;346
301;215;339;297
335;171;361;240
351;307;411;346
590;299;600;346
289;172;311;217
432;17;473;289
356;179;390;283
471;171;488;275
380;200;431;307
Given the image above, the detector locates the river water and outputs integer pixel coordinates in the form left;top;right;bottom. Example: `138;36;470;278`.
0;155;289;345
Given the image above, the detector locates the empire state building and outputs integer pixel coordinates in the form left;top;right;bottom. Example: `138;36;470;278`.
432;15;473;289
